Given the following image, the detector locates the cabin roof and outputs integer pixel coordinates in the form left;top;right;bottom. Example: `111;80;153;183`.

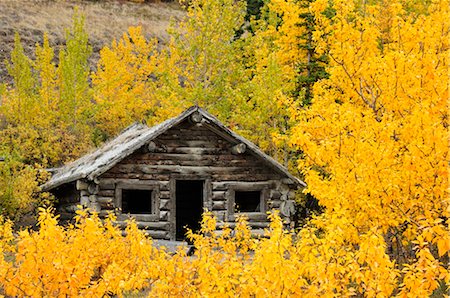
42;106;305;191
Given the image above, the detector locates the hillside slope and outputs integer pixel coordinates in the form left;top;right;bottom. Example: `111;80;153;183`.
0;0;184;83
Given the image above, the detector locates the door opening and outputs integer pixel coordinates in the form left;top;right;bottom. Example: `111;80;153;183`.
175;180;204;241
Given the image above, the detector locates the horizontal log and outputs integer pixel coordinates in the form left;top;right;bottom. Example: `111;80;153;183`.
212;191;226;200
133;153;255;163
121;229;168;239
117;221;170;230
160;128;215;136
157;139;223;148
212;200;226;210
118;214;159;222
98;181;115;190
130;158;263;168
99;175;170;182
113;164;268;176
212;181;275;191
98;189;115;197
158;134;219;142
99;203;114;210
144;230;169;239
160;190;170;199
216;221;270;229
213;229;266;238
165;147;225;155
102;173;280;184
97;196;113;203
229;213;268;222
212;173;281;181
212;211;227;221
139;174;171;181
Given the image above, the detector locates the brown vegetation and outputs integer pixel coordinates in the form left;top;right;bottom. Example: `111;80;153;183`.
0;0;184;83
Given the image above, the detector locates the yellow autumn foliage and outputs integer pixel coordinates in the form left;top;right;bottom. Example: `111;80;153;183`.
0;0;448;296
0;208;310;297
288;0;449;295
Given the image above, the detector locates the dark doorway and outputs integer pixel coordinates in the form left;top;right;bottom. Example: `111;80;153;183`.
176;180;204;241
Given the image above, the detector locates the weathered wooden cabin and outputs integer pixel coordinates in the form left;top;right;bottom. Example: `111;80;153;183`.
42;106;305;240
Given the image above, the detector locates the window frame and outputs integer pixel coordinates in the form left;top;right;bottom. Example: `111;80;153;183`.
115;181;160;222
226;183;269;221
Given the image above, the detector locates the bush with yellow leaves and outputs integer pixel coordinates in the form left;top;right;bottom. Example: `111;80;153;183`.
0;207;448;297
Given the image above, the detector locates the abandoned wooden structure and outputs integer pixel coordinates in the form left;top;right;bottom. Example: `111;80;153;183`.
42;106;305;240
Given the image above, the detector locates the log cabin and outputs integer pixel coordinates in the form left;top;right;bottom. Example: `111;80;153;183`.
42;106;305;240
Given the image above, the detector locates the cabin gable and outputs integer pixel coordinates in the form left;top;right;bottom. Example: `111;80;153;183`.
95;119;293;240
45;107;304;240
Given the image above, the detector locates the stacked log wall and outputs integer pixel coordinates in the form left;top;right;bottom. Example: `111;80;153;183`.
95;120;297;239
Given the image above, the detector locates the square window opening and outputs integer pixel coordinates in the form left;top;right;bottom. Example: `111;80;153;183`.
122;189;153;214
235;191;261;212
